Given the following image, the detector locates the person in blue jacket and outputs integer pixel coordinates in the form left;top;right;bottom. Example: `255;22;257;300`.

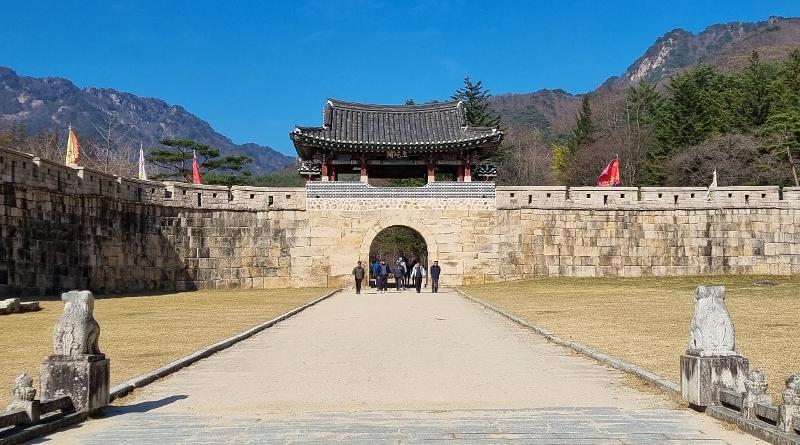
371;258;380;288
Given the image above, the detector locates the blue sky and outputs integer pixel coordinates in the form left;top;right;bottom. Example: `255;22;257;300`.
2;1;800;155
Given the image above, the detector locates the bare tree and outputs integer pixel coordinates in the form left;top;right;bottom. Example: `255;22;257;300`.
81;112;138;177
663;133;783;186
496;127;554;185
24;129;64;161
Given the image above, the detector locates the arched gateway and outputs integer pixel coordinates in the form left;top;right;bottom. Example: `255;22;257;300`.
294;98;504;289
359;220;438;265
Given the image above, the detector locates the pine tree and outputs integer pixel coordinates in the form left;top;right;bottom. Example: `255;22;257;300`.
734;51;777;129
451;77;501;128
780;49;800;94
568;95;595;150
452;76;508;161
625;81;663;185
764;49;800;186
146;138;253;184
657;64;727;150
626;81;663;127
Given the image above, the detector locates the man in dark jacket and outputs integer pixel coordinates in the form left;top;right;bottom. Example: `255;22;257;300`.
378;259;390;294
352;261;365;294
430;261;441;293
393;262;404;291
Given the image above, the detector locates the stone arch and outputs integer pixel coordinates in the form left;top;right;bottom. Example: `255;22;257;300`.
359;217;439;263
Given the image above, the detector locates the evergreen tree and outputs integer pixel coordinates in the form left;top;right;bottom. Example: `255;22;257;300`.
451;77;501;128
550;144;571;184
568;95;595;150
764;50;800;186
780;49;800;95
657;64;727;150
626;81;663;127
649;64;729;184
625;81;663;185
765;107;800;186
452;76;508;161
146;138;253;184
734;51;777;129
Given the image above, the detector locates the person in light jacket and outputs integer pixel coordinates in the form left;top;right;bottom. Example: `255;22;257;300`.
411;261;426;293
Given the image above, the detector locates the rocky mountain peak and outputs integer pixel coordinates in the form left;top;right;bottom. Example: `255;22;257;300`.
0;67;294;174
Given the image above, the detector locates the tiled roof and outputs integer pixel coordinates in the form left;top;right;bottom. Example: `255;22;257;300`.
291;99;503;158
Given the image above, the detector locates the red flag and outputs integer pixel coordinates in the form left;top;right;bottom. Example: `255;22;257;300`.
192;150;202;184
597;159;621;187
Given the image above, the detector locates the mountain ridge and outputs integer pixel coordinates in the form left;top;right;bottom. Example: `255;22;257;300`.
0;67;294;174
492;16;800;137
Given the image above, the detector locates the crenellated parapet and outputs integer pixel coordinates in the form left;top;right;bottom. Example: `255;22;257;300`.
4;146;800;212
496;185;795;210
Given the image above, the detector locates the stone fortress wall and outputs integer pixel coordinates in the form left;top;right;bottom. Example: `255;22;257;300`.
2;145;799;296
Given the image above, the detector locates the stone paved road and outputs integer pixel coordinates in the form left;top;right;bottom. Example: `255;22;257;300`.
37;288;762;444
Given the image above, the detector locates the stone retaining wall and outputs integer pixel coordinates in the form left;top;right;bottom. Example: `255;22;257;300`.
2;145;799;295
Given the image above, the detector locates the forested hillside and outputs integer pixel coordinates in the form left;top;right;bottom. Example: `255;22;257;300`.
494;17;800;187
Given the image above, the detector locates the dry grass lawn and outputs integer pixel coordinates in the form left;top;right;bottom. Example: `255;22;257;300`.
0;288;329;408
464;276;799;400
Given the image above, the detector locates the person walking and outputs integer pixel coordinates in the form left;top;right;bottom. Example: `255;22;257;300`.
411;261;426;293
371;258;380;288
352;261;365;294
393;262;404;292
378;259;390;294
430;260;441;293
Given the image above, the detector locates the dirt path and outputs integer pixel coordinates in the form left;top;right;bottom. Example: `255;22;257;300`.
40;288;762;444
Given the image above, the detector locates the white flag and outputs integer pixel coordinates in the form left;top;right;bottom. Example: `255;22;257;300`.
706;169;717;201
138;143;148;181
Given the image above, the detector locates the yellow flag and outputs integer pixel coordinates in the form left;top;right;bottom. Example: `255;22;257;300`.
65;127;80;164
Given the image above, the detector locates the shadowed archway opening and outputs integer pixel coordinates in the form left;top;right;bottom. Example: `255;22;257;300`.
368;225;428;287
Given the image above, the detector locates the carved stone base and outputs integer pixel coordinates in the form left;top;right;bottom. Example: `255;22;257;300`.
778;404;800;434
681;354;748;407
40;354;109;413
6;400;40;424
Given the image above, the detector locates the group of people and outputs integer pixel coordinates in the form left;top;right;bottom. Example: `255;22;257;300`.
351;255;441;294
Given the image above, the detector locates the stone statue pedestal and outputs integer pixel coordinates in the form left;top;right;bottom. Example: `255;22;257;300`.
681;354;748;407
40;354;109;413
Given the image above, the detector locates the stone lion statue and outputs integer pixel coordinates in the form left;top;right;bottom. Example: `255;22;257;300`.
687;285;736;356
783;373;800;406
53;290;102;356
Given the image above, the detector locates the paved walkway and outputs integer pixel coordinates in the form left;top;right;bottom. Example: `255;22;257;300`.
39;288;762;444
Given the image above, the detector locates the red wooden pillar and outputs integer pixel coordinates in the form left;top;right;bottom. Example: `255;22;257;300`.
464;163;472;182
426;161;435;183
360;160;368;182
321;161;329;182
456;164;464;182
330;164;337;181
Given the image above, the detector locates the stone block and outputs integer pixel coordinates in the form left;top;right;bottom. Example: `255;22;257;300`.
680;354;748;406
40;354;109;413
0;298;21;314
19;301;40;312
